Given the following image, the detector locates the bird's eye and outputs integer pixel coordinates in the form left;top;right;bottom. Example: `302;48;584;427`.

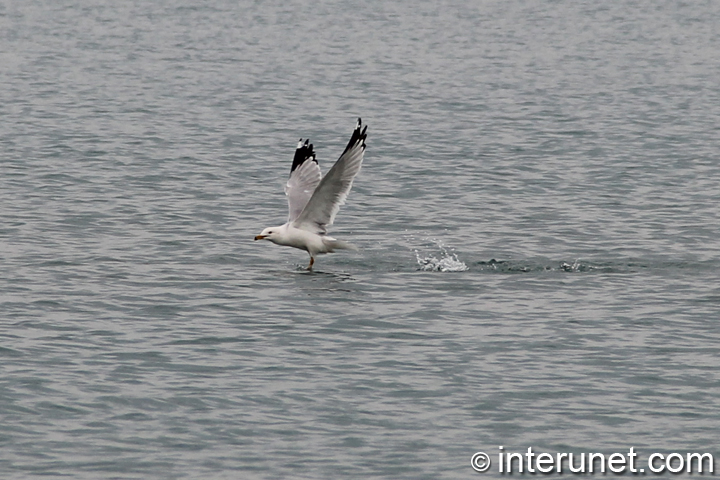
268;231;273;234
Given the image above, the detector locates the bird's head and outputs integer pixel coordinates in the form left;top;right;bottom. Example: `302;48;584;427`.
254;226;280;242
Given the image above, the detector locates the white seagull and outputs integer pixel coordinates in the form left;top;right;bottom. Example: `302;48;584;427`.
254;118;367;270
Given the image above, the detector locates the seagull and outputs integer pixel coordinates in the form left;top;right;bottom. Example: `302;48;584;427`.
254;118;367;270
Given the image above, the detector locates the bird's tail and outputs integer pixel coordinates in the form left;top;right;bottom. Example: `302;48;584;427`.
323;237;358;252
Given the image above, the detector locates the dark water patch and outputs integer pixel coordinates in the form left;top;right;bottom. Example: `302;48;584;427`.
0;346;24;357
165;336;254;346
472;258;700;274
34;401;89;417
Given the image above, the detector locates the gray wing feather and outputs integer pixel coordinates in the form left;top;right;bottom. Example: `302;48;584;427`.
285;159;322;223
292;119;367;234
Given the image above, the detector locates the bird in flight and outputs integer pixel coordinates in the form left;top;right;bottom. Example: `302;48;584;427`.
255;118;367;270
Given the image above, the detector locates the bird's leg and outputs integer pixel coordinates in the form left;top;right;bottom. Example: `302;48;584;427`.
308;256;314;270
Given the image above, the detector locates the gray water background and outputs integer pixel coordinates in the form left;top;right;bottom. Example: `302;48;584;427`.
2;1;720;478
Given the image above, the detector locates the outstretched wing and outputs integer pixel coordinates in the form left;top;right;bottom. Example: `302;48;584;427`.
292;118;367;234
285;139;322;223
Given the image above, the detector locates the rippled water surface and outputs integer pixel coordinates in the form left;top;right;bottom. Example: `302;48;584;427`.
2;1;720;478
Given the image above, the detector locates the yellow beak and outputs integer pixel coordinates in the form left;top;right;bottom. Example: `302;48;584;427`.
254;235;266;241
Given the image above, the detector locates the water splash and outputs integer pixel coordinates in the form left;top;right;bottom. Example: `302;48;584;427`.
413;238;469;272
560;259;582;272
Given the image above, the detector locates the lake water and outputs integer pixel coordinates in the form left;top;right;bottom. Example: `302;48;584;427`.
2;1;720;478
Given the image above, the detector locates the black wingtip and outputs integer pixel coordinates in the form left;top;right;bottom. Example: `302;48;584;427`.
290;138;317;173
342;118;368;155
